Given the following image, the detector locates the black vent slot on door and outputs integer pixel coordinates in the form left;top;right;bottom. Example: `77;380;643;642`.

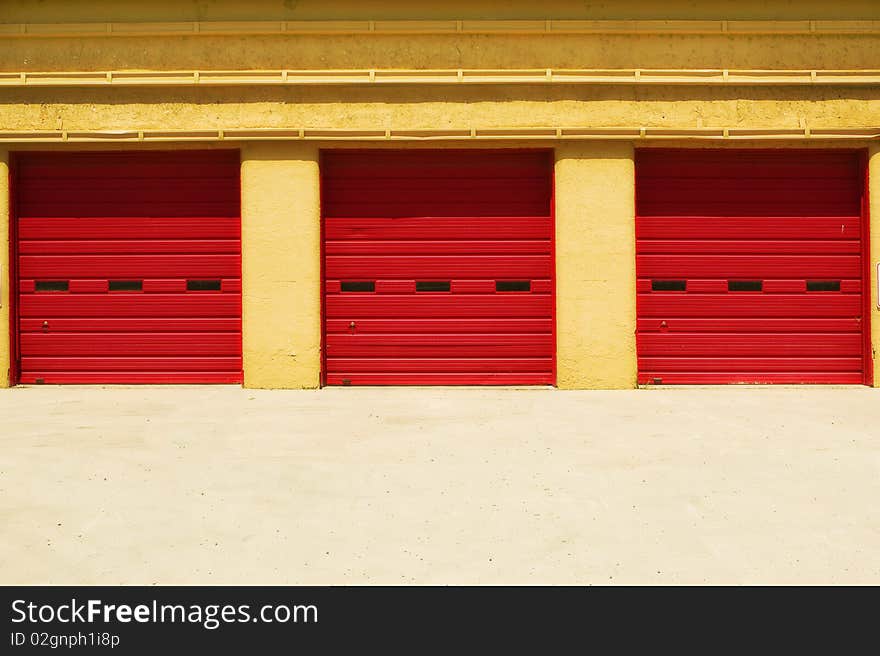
728;280;763;292
341;281;375;292
109;280;143;292
652;280;686;291
416;281;450;292
496;280;531;292
35;281;68;292
187;279;222;291
807;280;841;292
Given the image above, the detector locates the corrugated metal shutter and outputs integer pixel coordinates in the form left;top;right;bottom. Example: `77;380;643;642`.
15;150;242;384
636;149;869;384
322;150;554;385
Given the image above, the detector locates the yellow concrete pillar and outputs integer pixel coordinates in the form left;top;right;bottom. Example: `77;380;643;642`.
869;144;880;387
241;142;322;389
0;150;9;387
555;142;637;389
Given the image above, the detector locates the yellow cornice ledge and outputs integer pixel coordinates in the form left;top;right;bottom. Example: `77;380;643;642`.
2;68;880;88
0;127;877;144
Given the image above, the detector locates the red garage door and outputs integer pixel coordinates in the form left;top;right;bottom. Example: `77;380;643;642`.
14;150;242;384
636;149;870;385
322;150;554;385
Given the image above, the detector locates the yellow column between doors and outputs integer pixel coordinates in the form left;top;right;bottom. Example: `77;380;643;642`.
869;144;880;387
0;150;9;387
554;142;637;389
241;143;322;389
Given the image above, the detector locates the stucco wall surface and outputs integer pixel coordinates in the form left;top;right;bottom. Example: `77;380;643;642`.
870;144;880;387
1;87;878;134
555;143;636;389
241;142;321;389
3;0;879;22
4;34;880;72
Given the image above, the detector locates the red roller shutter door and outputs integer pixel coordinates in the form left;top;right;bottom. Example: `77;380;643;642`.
636;149;870;385
322;150;554;385
14;150;242;384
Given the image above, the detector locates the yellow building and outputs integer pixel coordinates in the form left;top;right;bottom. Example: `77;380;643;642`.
0;1;878;389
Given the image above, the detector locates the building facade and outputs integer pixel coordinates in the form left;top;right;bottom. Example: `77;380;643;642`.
1;0;878;388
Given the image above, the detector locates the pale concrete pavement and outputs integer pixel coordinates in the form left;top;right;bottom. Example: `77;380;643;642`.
1;386;878;584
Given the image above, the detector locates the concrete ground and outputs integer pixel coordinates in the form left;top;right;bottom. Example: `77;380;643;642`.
1;385;878;585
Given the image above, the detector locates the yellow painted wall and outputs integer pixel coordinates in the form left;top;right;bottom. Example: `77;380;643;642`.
5;34;880;72
1;87;878;134
241;142;321;389
555;142;637;389
0;150;9;387
870;144;880;387
0;34;880;72
2;0;878;134
3;0;878;22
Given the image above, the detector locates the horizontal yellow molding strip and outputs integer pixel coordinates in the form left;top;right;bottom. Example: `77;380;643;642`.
3;68;880;87
1;19;879;38
0;127;876;143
